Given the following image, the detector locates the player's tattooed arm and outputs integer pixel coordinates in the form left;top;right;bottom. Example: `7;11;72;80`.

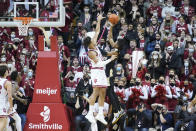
108;26;118;49
92;13;105;47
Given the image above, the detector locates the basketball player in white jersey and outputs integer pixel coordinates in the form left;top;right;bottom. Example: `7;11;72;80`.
83;14;117;125
0;65;14;130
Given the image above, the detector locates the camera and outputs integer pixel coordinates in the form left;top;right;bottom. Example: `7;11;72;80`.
69;76;74;81
178;90;185;96
177;91;186;105
156;106;163;111
155;105;163;115
138;103;143;110
77;88;88;97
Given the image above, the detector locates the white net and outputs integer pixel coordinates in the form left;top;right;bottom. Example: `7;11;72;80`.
17;22;31;36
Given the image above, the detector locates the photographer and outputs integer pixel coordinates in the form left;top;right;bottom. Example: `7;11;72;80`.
174;102;195;131
74;74;92;131
125;108;137;131
136;103;152;131
151;104;173;131
125;103;152;131
158;105;173;131
75;73;92;104
63;71;76;109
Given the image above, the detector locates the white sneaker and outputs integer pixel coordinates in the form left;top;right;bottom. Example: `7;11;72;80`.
112;109;125;124
85;113;96;124
95;113;108;125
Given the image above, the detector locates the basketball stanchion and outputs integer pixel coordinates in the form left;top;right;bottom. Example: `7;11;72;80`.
38;35;45;51
24;36;70;131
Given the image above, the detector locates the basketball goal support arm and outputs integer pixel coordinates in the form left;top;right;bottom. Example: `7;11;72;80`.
38;27;50;47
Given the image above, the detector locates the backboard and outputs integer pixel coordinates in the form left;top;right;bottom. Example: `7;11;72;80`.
0;0;65;27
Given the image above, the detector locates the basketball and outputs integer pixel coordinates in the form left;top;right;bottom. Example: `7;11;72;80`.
108;14;119;25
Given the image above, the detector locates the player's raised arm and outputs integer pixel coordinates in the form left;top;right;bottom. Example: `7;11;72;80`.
108;26;118;49
92;13;105;46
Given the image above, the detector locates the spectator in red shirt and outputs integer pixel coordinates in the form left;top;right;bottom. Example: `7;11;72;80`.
0;0;9;16
0;29;9;51
24;69;35;100
183;44;196;77
27;28;43;46
165;69;180;86
176;16;188;34
146;0;162;19
3;42;16;63
64;71;76;88
63;71;76;108
21;65;28;78
40;4;50;22
58;35;70;76
19;65;29;86
57;4;73;45
67;57;83;75
15;40;25;57
25;36;37;53
171;7;182;25
138;34;145;51
180;0;195;21
15;49;28;72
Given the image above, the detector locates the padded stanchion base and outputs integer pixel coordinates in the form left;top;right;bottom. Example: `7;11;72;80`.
32;51;62;103
24;103;70;131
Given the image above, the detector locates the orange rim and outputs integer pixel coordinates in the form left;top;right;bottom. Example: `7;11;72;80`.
13;17;34;25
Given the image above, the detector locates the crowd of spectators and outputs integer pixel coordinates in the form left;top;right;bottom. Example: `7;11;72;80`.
62;0;196;130
1;0;196;131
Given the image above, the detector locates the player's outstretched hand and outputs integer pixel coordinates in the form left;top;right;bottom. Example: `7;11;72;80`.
97;13;105;21
111;55;117;61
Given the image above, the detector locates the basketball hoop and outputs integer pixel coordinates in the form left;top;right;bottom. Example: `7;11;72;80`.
14;17;34;36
